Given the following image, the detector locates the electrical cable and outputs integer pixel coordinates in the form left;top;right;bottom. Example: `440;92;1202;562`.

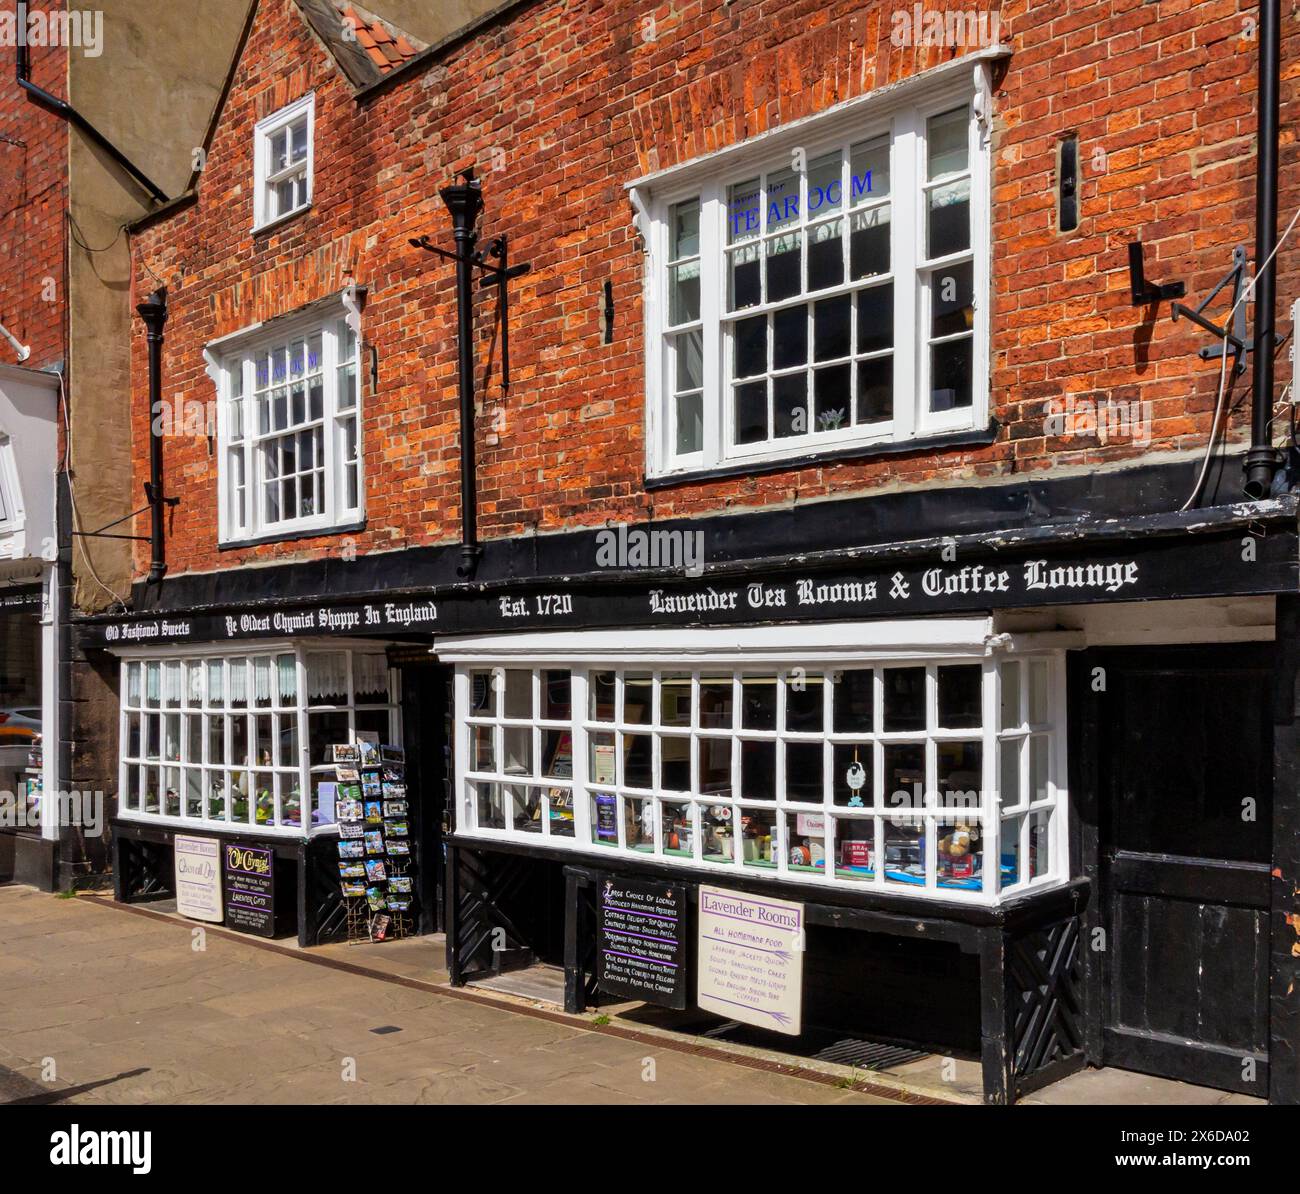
1179;200;1300;509
56;369;129;613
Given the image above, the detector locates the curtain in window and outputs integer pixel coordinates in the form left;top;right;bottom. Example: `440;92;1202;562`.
229;659;247;705
145;661;160;704
253;656;273;704
207;659;224;704
277;654;297;702
307;651;347;701
354;654;389;701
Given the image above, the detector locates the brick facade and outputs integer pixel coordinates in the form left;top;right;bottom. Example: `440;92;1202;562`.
128;0;1299;583
0;15;67;373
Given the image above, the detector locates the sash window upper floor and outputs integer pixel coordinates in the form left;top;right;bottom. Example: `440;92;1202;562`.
644;83;989;478
253;94;314;232
211;296;362;546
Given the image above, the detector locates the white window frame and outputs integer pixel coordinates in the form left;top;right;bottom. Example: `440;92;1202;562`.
211;297;363;545
115;640;399;839
639;73;991;478
442;623;1067;906
253;93;314;232
0;431;23;533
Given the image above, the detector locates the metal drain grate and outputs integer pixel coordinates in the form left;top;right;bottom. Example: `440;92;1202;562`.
694;1020;926;1072
810;1038;927;1070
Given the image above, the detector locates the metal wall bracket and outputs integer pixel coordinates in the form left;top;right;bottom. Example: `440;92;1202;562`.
1128;241;1186;305
1170;245;1255;377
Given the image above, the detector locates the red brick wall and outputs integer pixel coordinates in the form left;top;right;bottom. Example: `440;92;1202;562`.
0;5;67;373
129;0;1300;582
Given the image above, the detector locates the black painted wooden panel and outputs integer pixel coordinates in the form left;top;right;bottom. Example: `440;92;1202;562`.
1100;646;1272;1096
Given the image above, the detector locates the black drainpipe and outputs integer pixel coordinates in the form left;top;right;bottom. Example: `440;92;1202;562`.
441;170;485;579
1244;0;1282;499
16;37;169;205
138;289;169;584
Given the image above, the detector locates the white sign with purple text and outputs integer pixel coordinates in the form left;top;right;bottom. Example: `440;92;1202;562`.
697;885;804;1036
174;834;223;923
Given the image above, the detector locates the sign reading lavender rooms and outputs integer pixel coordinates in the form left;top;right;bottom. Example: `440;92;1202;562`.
697;886;805;1036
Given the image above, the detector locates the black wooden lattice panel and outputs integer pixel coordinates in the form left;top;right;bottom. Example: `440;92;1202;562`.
453;847;538;980
1007;916;1085;1084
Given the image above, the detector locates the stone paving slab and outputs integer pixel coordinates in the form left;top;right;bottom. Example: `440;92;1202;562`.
0;887;889;1106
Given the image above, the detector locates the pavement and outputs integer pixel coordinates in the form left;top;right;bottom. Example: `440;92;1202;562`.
0;885;1265;1106
0;886;890;1105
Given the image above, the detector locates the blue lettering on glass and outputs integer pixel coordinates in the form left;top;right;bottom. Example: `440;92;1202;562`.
851;170;873;200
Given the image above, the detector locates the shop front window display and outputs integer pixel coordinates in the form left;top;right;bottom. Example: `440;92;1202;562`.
456;651;1066;903
117;645;398;835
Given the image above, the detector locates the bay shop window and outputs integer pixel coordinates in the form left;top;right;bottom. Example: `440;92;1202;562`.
641;80;990;476
448;627;1066;903
117;645;398;835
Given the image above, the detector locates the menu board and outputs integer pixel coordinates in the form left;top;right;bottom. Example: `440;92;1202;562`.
174;835;222;923
223;842;275;937
597;875;686;1009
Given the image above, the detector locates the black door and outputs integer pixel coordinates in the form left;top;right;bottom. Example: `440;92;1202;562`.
1098;645;1272;1094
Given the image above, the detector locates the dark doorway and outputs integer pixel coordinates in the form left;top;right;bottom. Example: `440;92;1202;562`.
1096;645;1272;1094
393;652;452;934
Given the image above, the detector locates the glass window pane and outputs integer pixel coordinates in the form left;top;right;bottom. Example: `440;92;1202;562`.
589;672;616;721
669;261;701;325
927;177;971;258
850;136;889;202
807;218;843;290
660;737;690;792
849;205;891;278
623;733;652;788
508;785;542;833
623;674;652;724
740;740;776;801
928;107;970;178
785;741;823;803
931;261;974;339
740;805;778;866
937;815;982;889
773;372;806;439
1029;808;1051;878
856;282;894;354
765;167;799;233
1000;662;1021;728
469;670;495;716
541;670;571;721
503;726;532;775
473;725;495;771
660;674;691;726
772;303;807;369
856;355;893;424
807;152;843;216
938;741;982;812
672;199;699;258
699;738;732;796
308;710;349;766
701;804;734;863
765;232;801;303
728;243;761;311
1030;735;1050;801
883;818;925;886
1002;814;1024;886
542;728;573;779
627;797;654;850
813;294;851;362
832;742;872;807
475;782;504;829
930;335;973;412
733;315;767;379
1000;738;1021;809
734;379;767;444
1029;660;1050;724
699;677;733;728
786;810;825;872
835;818;875;880
741;676;777;730
306;652;347;704
883;667;925;731
814;364;851;433
884;743;925;813
785;675;824;731
676;328;704;391
503;670;532;719
727;178;761;244
662;802;693;856
937;664;982;728
676;392;703;456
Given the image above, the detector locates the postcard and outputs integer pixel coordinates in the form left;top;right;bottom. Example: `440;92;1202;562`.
335;767;360;783
384;820;409;837
332;744;360;763
338;822;364;840
383;799;407;817
364;859;387;882
338;862;365;879
341;882;366;899
366;887;386;911
364;830;385;855
385;839;410;856
337;840;364;859
364;801;383;823
388;876;412;894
